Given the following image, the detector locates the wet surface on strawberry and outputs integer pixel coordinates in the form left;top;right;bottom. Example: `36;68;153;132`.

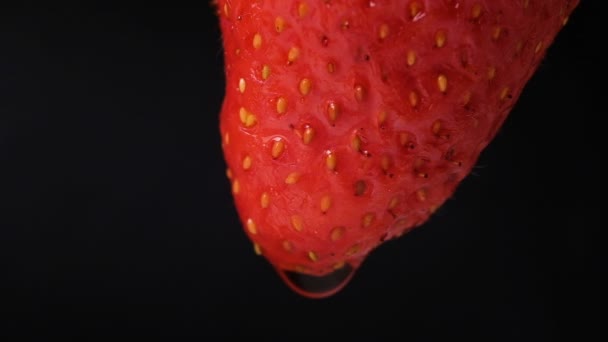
216;0;580;298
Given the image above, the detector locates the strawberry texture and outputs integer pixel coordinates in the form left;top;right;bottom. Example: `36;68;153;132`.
215;0;580;297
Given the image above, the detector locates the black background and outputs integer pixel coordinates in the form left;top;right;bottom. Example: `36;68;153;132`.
1;2;599;340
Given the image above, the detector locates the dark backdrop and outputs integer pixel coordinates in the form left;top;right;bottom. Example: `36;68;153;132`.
1;2;598;340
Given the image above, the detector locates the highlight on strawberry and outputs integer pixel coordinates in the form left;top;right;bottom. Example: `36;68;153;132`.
214;0;580;298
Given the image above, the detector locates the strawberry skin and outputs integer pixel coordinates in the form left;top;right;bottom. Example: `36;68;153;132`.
216;0;579;297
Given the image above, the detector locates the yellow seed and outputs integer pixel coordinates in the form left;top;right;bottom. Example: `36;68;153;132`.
388;196;399;210
435;30;446;48
362;213;375;228
410;1;422;18
535;41;543;54
407;50;416;66
252;33;262;49
487;66;496;80
238;78;246;93
333;261;346;270
414;157;425;169
302;125;315;144
288;47;300;63
299;78;311;95
276;97;287;114
393;218;409;234
239;107;248;124
246;218;257;234
235;48;240;56
437;74;448;93
282;240;292;252
224;132;230;145
462;90;472;106
245;113;257;127
285;172;300;184
381;155;391;171
471;3;482;19
500;86;510;101
271;139;285;159
223;3;229;17
330;226;345;241
232;179;240;194
260;192;270;208
308;251;318;262
378;110;387;125
409;90;419;107
432;120;442;135
379;24;390;40
346;244;361;256
262;65;271;80
327;62;336;73
327;101;338;124
354;85;365;102
291;215;303;231
563;16;569;26
253;243;262;255
351;134;361;152
320;195;332;213
242;155;252;170
492;26;501;40
226;168;233;180
298;2;309;17
325;151;337;171
275;16;285;32
416;188;427;202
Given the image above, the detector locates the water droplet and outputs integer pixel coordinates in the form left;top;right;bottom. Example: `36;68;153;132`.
277;263;357;299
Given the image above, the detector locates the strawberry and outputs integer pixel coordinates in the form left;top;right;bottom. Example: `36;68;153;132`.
215;0;579;298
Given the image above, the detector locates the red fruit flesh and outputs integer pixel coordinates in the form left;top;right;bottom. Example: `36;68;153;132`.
216;0;579;298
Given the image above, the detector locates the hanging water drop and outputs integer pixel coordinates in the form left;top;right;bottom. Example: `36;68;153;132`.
276;263;357;299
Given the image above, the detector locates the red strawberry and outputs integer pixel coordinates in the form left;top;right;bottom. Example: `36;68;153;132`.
215;0;579;298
